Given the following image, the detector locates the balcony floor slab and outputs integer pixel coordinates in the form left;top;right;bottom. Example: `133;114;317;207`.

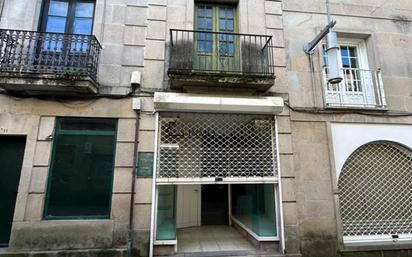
168;71;275;93
0;72;99;96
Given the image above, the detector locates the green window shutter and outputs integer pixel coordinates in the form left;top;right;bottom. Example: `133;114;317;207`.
44;118;117;219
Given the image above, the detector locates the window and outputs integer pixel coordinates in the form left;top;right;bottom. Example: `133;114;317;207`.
194;3;238;71
156;185;177;240
338;142;412;244
323;38;385;108
44;118;117;219
41;0;95;35
40;0;95;52
232;184;277;237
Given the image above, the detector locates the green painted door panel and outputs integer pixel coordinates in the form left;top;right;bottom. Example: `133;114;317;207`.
0;136;26;247
194;4;214;71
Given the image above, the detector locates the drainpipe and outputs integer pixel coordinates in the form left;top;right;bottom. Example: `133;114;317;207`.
127;103;141;257
326;0;332;25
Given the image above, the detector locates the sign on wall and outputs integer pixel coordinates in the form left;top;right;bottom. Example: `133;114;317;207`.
136;152;154;177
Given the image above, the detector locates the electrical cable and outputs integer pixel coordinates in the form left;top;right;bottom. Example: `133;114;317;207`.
284;101;412;117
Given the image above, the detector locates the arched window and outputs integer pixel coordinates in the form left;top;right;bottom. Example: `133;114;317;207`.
338;141;412;243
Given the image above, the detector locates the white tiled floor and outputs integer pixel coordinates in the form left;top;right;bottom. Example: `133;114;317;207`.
177;225;255;253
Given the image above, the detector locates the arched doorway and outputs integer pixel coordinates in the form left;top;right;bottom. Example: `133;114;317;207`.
338;141;412;243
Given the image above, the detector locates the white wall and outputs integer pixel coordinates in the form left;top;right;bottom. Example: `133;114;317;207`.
330;122;412;180
0;0;42;30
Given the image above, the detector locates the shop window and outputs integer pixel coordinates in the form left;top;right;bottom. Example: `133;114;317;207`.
232;184;277;237
44;118;117;219
156;185;177;240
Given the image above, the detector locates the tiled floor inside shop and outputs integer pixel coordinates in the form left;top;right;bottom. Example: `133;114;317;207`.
177;225;255;253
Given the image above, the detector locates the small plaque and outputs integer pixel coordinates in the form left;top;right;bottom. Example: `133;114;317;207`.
136;152;154;177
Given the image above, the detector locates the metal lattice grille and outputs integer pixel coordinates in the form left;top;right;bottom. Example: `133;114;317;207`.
157;113;277;179
338;142;412;238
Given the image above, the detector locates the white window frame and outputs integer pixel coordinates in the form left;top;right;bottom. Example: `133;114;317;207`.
323;38;380;108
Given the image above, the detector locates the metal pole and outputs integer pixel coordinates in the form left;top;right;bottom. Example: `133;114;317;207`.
326;0;332;29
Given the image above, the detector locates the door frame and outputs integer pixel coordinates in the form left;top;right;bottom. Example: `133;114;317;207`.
324;38;377;106
193;3;239;72
338;38;376;105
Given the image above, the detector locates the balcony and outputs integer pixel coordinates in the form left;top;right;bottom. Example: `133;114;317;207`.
0;29;101;95
323;68;387;109
168;29;275;92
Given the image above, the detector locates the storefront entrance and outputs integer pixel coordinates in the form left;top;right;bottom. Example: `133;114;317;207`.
152;112;283;256
177;225;254;253
174;184;255;254
176;184;229;229
156;183;278;254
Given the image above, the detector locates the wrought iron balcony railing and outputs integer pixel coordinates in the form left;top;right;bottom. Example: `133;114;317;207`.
0;29;101;81
323;67;387;108
169;29;275;76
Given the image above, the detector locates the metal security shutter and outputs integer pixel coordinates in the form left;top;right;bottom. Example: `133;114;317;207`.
157;113;277;183
338;142;412;242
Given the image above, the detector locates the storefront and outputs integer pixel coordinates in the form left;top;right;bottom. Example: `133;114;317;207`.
149;93;284;256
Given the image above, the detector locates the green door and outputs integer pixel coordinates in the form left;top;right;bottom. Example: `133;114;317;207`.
0;136;26;247
194;4;238;72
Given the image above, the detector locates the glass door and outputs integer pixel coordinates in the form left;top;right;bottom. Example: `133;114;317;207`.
194;4;238;73
324;39;376;107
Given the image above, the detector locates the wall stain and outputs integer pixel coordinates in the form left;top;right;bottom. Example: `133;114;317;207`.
392;15;411;33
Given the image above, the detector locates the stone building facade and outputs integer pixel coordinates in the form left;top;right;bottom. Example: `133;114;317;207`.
0;0;411;257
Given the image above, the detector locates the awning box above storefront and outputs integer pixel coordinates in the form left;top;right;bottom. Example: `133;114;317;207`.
153;92;284;114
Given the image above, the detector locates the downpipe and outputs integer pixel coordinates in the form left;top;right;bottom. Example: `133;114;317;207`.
127;110;140;257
